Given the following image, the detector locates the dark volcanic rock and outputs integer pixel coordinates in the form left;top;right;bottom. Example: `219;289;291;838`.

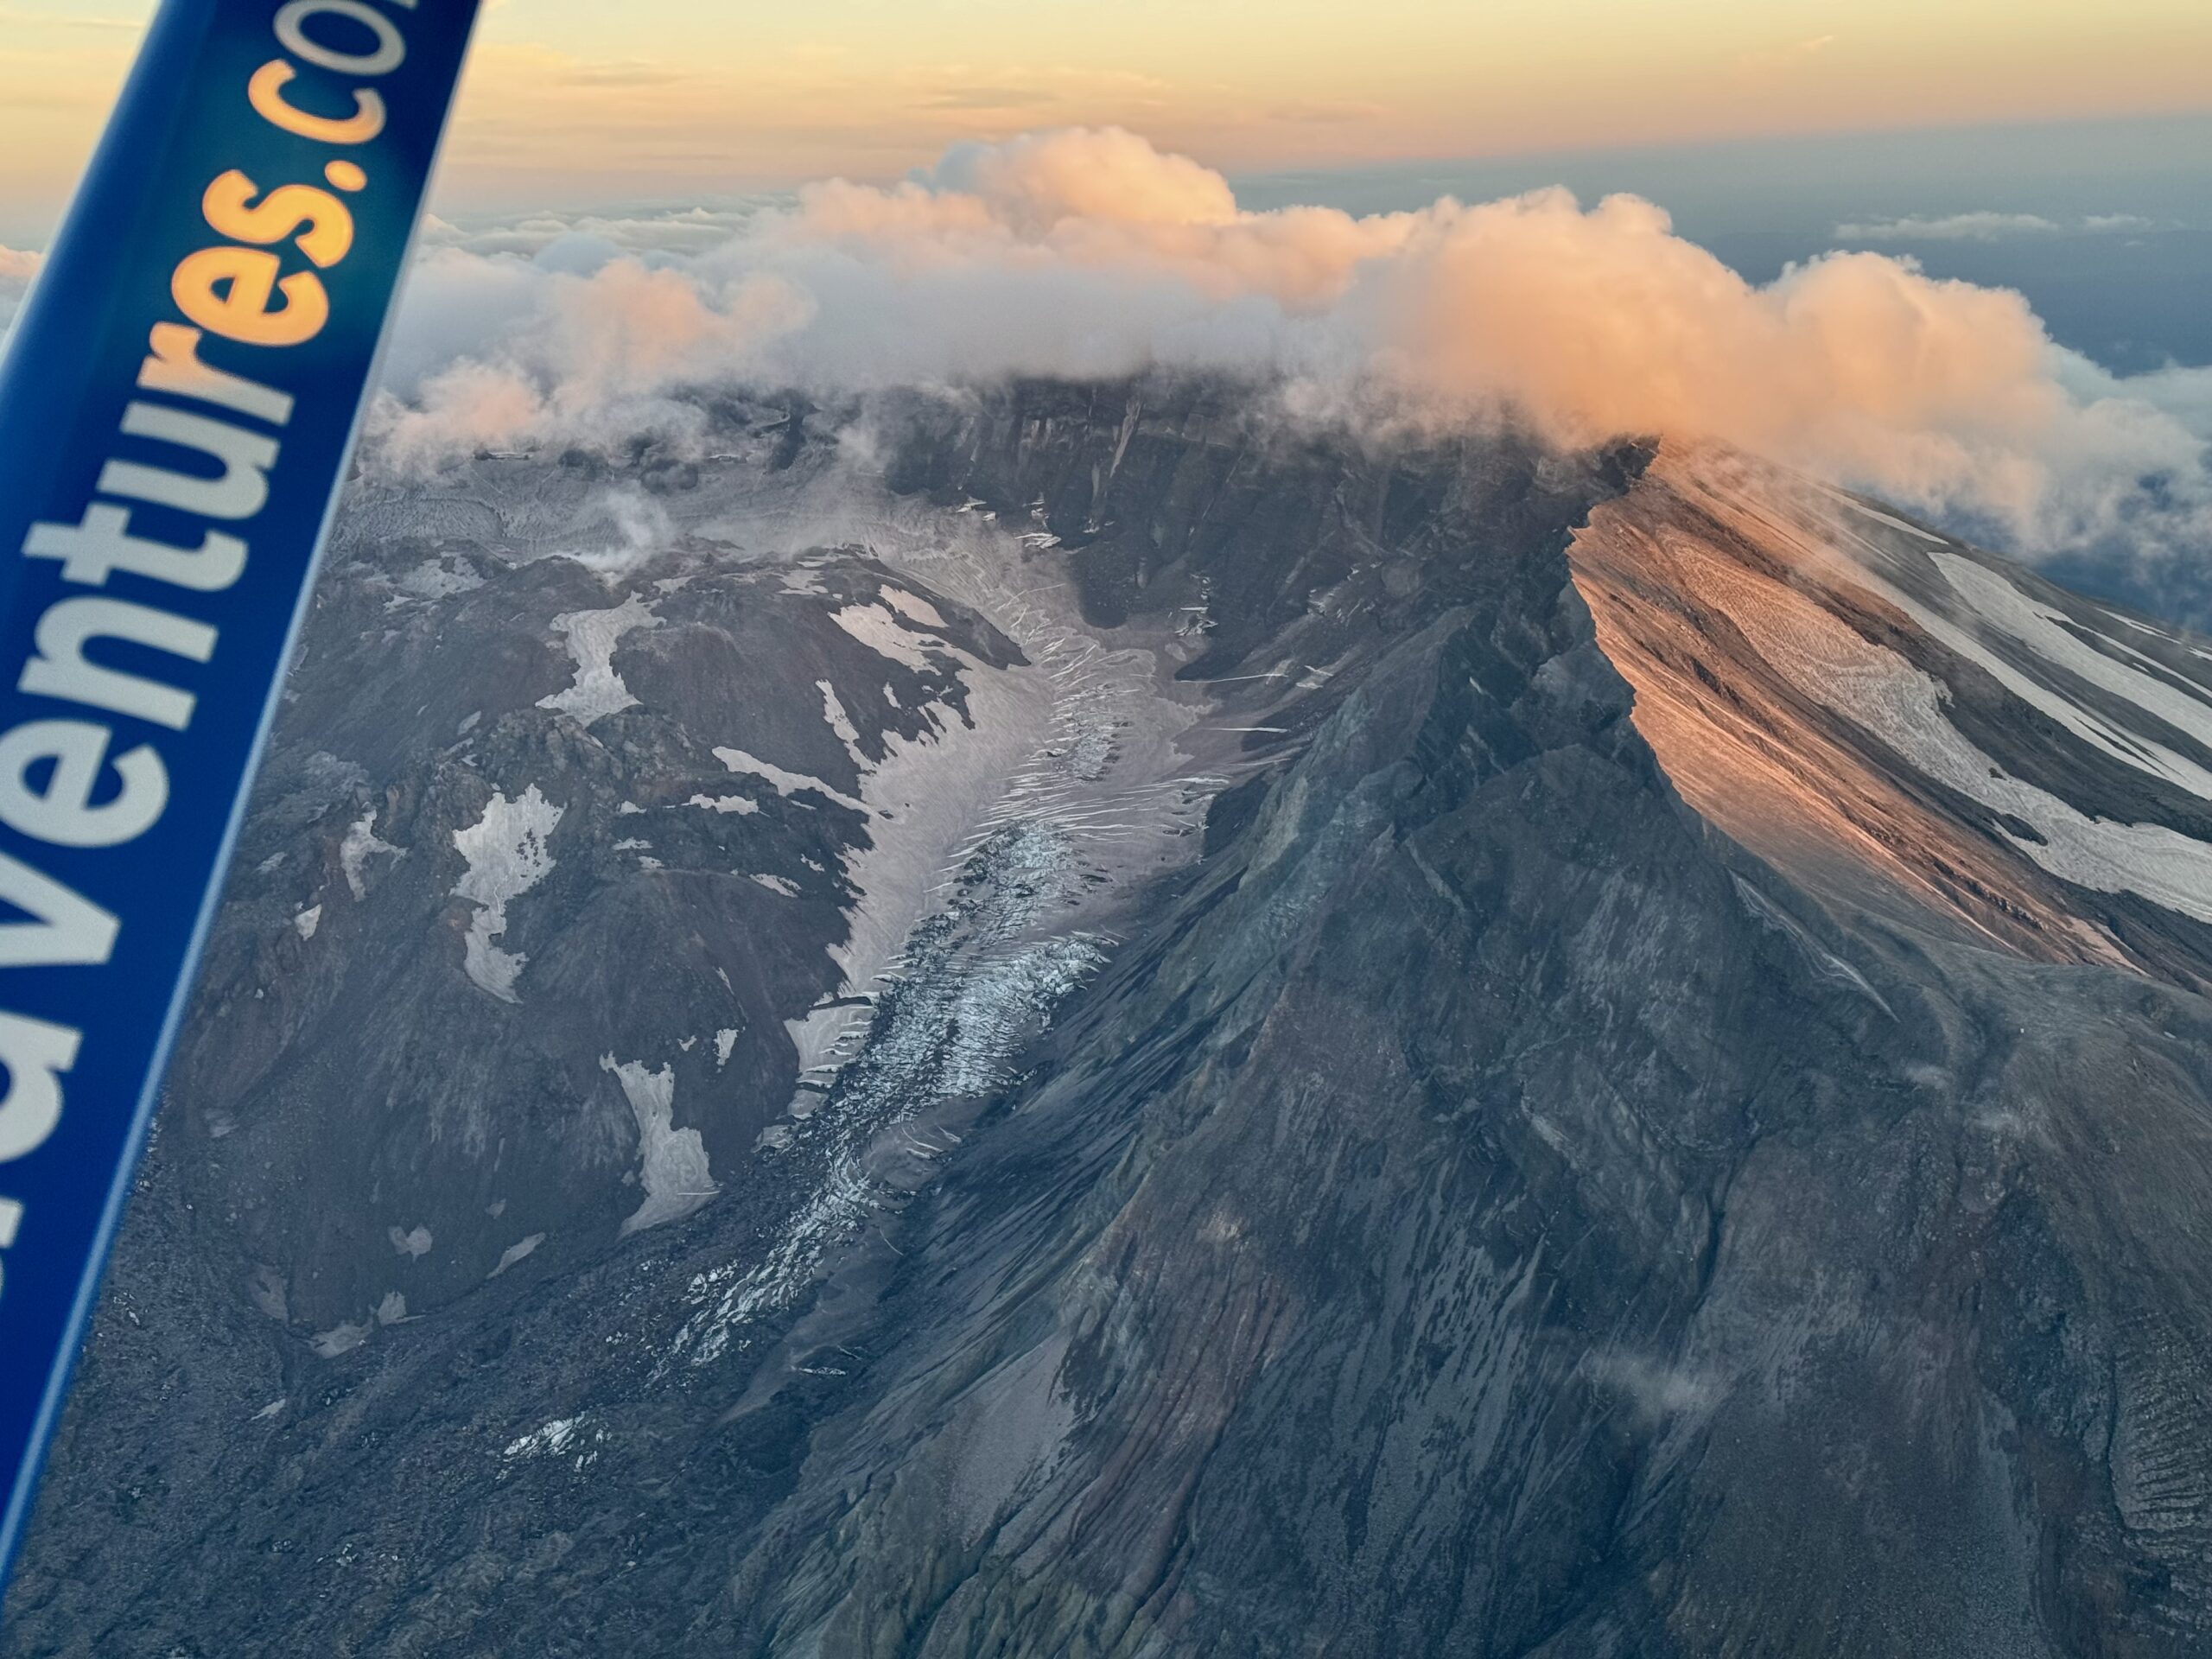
5;385;2211;1658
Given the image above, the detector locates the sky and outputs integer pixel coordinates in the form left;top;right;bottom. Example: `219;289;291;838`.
1236;115;2212;373
1;0;2209;620
3;0;2211;237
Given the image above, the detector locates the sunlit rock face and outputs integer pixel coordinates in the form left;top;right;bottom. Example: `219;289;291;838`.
1570;444;2212;988
7;385;2212;1659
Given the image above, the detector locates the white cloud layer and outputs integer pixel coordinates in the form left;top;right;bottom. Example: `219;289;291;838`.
1834;211;2164;243
99;128;2212;580
1833;212;2064;242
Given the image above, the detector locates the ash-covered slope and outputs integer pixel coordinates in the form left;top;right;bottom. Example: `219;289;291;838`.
6;386;2212;1659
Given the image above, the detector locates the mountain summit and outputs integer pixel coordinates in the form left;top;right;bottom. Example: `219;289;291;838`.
8;383;2211;1657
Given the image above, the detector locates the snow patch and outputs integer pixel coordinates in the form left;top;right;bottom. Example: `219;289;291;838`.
292;904;321;940
715;1028;738;1066
1929;550;2212;800
388;1224;433;1258
451;785;563;1001
712;746;864;811
1689;536;2212;925
340;810;402;899
750;873;801;897
1803;499;2212;802
819;679;864;763
312;1319;371;1359
601;1055;717;1235
1821;488;1946;545
686;792;760;815
397;558;484;600
490;1233;545;1277
503;1414;601;1465
880;588;946;629
537;594;659;727
830;602;938;671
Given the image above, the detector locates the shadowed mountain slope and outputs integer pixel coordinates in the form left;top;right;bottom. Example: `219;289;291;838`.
6;385;2210;1658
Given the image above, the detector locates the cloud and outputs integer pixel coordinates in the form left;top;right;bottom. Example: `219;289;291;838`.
917;86;1062;112
923;127;1246;233
555;60;690;89
0;245;41;341
1736;34;1838;73
1834;212;2063;242
416;203;778;260
366;128;2212;584
1584;1351;1722;1423
1835;211;2169;243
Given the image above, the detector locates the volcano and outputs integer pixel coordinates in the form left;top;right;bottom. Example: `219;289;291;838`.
6;382;2212;1658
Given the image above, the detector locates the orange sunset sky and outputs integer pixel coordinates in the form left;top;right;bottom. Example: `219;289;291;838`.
1;0;2209;234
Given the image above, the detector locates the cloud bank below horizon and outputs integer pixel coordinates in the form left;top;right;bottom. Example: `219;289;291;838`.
0;245;39;340
179;129;2212;586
